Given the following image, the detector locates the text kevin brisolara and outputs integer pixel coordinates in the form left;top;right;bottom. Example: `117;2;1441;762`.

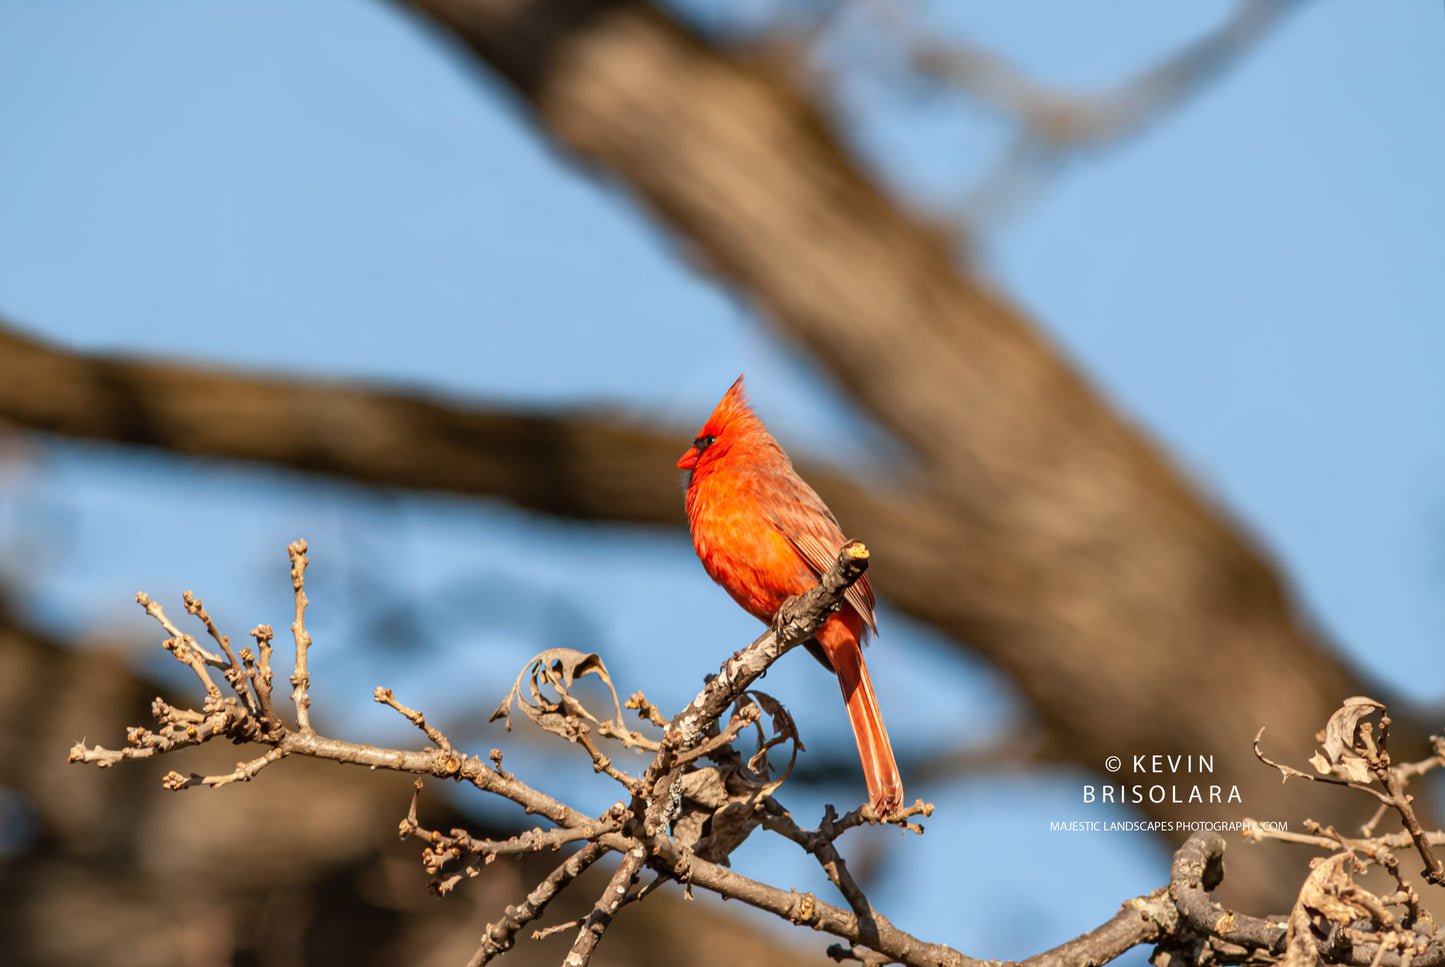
1085;783;1241;804
1050;819;1288;833
1091;753;1241;804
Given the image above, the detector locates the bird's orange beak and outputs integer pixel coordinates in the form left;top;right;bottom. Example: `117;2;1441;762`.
676;447;700;470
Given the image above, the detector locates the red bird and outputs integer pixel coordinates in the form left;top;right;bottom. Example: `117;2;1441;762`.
677;376;903;817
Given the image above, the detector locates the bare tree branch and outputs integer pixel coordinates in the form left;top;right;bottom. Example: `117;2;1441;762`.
858;0;1306;226
1256;702;1445;888
73;539;962;963
286;540;316;732
566;843;645;965
1017;891;1175;967
67;540;1445;966
467;841;608;966
4;593;838;966
0;321;682;522
898;0;1300;144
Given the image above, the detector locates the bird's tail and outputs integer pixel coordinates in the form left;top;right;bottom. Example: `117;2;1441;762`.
819;621;904;817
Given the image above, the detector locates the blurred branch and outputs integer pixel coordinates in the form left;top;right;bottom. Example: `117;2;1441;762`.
789;724;1051;790
903;0;1298;142
860;0;1305;227
0;320;682;521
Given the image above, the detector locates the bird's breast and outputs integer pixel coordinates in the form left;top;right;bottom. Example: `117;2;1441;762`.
686;475;817;623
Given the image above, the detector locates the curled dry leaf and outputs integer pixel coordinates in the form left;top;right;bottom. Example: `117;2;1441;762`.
670;692;808;865
1309;697;1385;784
1281;903;1316;967
1282;852;1377;967
1299;852;1370;925
490;648;627;738
679;765;730;810
693;800;763;865
673;764;765;865
742;690;803;795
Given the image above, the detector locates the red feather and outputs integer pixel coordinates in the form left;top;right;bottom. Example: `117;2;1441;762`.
678;375;902;816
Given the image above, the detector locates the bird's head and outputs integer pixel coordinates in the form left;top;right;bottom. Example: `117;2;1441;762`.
676;374;759;482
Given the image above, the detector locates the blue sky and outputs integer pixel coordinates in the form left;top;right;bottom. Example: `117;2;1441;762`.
1;0;1441;960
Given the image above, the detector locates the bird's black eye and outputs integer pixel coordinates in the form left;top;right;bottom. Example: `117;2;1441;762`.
694;434;717;452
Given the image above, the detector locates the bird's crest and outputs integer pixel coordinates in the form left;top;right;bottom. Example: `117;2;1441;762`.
677;375;773;476
700;374;754;437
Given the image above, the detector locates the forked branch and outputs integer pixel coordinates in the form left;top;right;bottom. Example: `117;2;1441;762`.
70;542;1445;966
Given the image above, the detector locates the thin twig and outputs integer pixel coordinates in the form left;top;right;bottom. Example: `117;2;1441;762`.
673;707;759;767
375;687;453;752
567;843;646;966
287;539;313;732
407;803;627;866
575;727;643;794
1371;715;1445;886
1247;818;1445;853
1254;727;1395;806
248;623;278;724
466;842;608;967
161;746;287;790
764;803;879;932
136;592;224;703
183;590;257;715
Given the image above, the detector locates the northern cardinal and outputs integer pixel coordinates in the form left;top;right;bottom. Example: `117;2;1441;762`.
677;375;903;817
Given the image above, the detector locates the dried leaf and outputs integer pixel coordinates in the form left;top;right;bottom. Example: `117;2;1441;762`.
749;691;804;753
1310;697;1384;783
1321;697;1383;761
693;800;759;864
1281;903;1318;967
490;648;626;740
669;690;810;866
1335;757;1373;784
1282;852;1360;967
671;807;709;854
740;690;803;796
674;764;764;863
679;766;729;810
1298;852;1366;925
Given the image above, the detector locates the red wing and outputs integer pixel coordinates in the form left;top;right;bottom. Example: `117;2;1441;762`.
767;502;878;637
